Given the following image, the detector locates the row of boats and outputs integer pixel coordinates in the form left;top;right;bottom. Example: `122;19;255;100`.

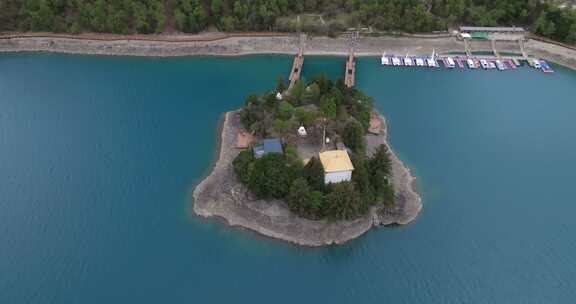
380;54;554;73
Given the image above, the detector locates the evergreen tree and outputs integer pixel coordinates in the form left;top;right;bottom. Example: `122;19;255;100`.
342;119;365;153
351;153;375;206
324;182;363;220
320;96;337;119
287;177;312;215
248;154;298;199
304;157;324;191
276;75;286;93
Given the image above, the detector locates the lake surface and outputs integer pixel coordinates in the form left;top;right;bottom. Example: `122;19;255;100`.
1;53;576;303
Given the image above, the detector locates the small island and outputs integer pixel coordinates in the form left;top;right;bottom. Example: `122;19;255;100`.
193;74;421;246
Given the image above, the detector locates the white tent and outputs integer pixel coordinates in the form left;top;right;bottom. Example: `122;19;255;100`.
298;126;307;137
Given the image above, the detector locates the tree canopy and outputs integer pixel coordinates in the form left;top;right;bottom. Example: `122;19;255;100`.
1;0;575;45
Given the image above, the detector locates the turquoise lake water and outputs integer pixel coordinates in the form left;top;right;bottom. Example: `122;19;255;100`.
1;53;576;303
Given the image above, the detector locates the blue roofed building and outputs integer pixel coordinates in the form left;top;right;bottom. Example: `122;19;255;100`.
253;138;283;158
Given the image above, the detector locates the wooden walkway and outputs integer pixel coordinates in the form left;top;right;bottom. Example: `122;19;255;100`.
464;38;530;60
288;48;304;89
344;48;356;88
464;39;472;57
491;39;500;57
518;39;528;59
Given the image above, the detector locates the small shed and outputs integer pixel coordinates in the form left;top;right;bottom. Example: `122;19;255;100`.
253;138;283;158
276;92;283;100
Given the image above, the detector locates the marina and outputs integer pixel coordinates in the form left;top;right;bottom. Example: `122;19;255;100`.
378;26;556;74
379;53;554;73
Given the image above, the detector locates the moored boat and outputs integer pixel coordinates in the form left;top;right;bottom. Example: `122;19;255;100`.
404;56;414;66
381;54;390;66
540;60;554;73
426;57;438;67
495;60;506;71
415;58;425;67
466;59;477;69
445;57;455;68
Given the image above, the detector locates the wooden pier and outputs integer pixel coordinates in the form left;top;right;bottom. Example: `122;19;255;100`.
289;47;304;89
491;39;500;57
344;48;356;88
464;39;472;57
518;39;528;59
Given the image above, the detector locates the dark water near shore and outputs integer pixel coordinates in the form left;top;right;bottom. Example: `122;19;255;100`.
1;53;576;303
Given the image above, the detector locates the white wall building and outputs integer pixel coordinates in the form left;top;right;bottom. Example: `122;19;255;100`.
318;150;354;185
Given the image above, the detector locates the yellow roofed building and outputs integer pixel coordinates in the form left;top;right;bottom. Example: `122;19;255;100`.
318;150;354;185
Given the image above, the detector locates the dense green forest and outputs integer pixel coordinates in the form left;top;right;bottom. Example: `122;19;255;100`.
0;0;575;43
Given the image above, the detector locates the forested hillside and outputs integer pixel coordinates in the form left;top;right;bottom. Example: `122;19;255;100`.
0;0;575;44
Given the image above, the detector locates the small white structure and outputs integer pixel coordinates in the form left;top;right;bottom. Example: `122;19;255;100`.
319;150;354;185
297;126;307;137
276;92;283;100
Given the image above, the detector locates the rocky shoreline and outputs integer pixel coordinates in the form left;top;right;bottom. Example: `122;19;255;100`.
192;110;421;247
1;33;575;70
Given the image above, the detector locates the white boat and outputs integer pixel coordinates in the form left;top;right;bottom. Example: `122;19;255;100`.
495;60;506;71
392;57;402;66
533;59;541;69
446;57;455;68
404;57;413;66
381;54;390;66
480;59;489;69
415;58;425;66
426;49;438;67
488;61;496;69
466;59;476;69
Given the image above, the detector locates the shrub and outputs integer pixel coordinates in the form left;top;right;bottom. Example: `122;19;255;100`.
233;150;254;184
277;101;294;120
